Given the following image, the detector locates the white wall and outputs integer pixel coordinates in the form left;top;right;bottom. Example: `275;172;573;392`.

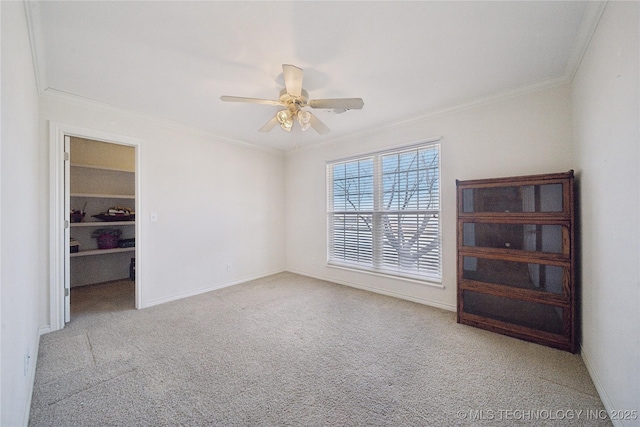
39;92;287;322
572;2;640;424
1;2;42;425
286;84;574;310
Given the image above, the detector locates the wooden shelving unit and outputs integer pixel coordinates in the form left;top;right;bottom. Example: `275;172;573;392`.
456;171;577;353
70;160;135;286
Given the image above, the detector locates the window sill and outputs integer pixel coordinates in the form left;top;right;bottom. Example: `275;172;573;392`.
327;262;444;289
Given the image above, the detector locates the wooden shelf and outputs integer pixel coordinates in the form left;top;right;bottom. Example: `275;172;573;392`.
71;247;135;258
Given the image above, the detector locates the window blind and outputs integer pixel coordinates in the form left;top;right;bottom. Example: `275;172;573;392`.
327;142;441;282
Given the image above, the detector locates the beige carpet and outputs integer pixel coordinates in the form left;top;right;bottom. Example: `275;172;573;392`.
29;273;610;426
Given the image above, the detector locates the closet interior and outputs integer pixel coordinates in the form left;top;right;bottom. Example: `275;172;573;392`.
69;137;136;289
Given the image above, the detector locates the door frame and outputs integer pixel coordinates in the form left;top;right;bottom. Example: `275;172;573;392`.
49;121;143;331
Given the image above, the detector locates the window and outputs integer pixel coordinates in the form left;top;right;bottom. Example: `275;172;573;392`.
327;141;441;282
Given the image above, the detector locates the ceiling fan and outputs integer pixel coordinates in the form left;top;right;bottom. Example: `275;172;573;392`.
220;64;364;135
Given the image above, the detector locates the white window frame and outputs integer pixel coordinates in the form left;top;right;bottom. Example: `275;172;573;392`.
327;139;442;284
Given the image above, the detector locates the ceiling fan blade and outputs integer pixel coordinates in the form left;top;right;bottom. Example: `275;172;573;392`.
258;116;279;132
220;96;283;106
308;98;364;110
309;112;330;135
282;64;303;97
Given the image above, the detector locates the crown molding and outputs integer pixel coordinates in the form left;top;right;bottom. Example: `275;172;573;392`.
24;0;47;94
40;89;284;156
25;0;283;156
287;75;571;155
40;75;570;158
29;0;606;156
564;1;608;83
287;2;608;155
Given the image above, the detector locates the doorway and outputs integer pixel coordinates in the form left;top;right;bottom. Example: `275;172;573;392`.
67;137;136;319
50;122;142;331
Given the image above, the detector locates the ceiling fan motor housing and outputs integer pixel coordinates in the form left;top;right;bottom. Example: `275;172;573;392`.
279;88;309;111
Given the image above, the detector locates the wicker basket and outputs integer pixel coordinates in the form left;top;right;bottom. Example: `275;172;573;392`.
96;233;120;249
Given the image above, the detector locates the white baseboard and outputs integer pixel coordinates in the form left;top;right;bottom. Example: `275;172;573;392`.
286;268;457;312
141;269;287;308
580;343;627;427
143;268;456;313
23;325;41;426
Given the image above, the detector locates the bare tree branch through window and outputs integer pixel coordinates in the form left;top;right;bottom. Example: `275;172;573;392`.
328;143;441;280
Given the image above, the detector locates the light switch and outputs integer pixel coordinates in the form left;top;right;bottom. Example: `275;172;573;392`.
150;212;158;222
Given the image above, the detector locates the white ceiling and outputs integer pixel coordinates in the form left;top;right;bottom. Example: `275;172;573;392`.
28;1;602;151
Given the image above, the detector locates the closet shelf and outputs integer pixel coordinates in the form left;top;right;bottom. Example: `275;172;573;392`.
70;162;134;173
71;247;135;257
71;221;135;227
71;193;135;199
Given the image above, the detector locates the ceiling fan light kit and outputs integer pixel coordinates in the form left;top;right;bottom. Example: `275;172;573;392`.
276;109;294;131
297;110;311;131
221;64;364;135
